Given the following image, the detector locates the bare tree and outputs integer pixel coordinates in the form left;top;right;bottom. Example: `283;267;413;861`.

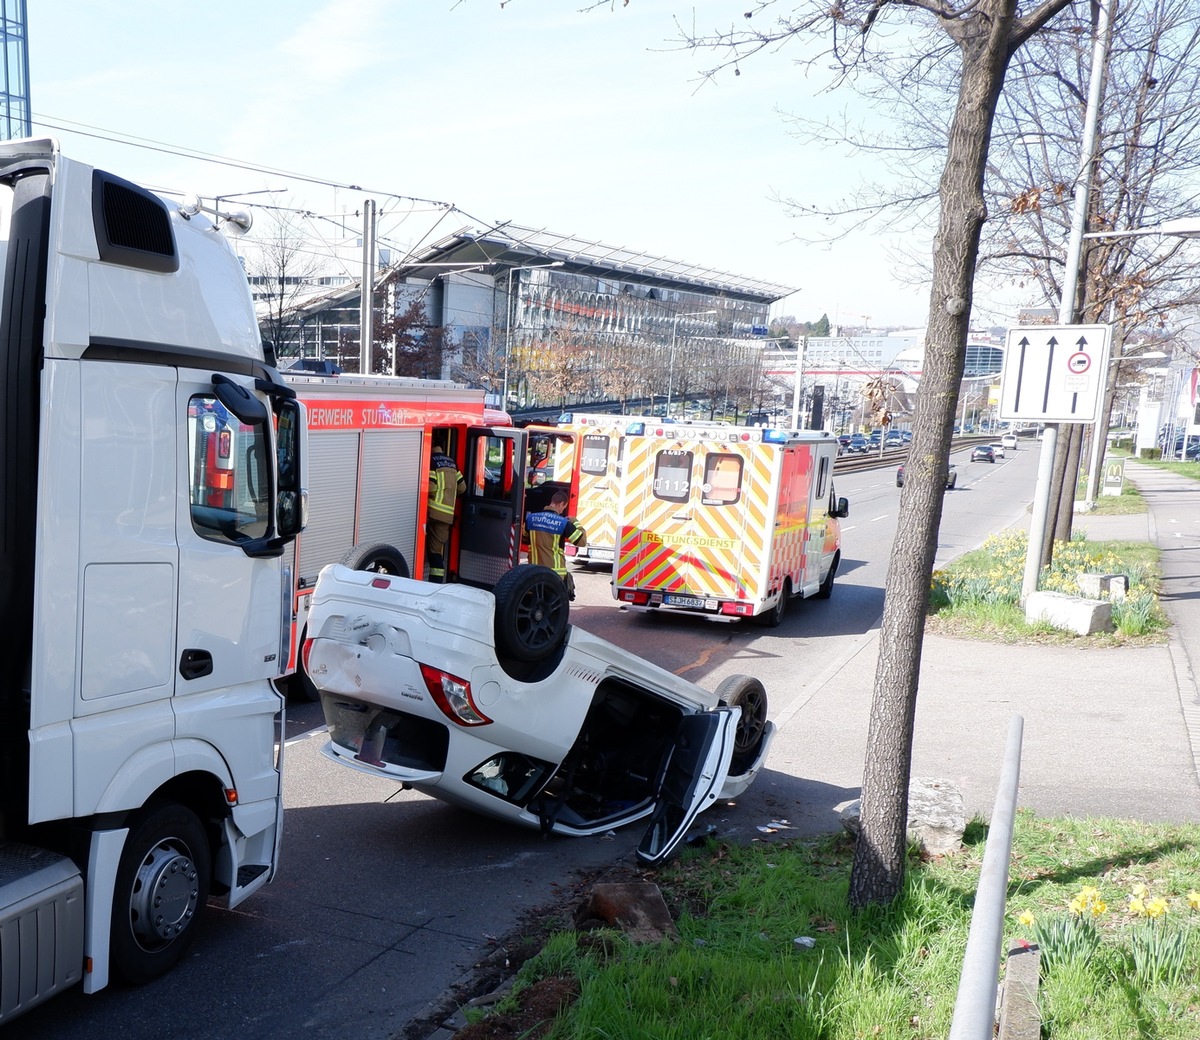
246;207;327;359
662;0;1074;907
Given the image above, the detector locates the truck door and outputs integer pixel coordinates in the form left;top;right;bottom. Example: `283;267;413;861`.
458;427;527;588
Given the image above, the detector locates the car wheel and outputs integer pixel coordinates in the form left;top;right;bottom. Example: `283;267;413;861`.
815;551;839;600
947;474;957;489
756;579;790;627
492;565;570;662
714;674;769;775
339;542;410;577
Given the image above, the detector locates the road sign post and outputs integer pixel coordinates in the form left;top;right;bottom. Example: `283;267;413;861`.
998;324;1111;424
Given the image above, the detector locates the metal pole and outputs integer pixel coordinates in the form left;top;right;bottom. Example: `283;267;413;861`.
1022;0;1112;601
359;198;375;375
948;715;1025;1040
501;266;517;407
790;336;806;428
666;314;680;415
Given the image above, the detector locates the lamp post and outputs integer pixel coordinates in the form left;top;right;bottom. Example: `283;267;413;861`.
666;309;717;417
501;261;564;407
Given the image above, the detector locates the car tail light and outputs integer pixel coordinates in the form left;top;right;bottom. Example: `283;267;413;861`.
617;589;650;606
420;663;492;726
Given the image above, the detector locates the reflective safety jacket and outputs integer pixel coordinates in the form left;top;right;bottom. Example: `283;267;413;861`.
428;452;466;522
525;510;587;576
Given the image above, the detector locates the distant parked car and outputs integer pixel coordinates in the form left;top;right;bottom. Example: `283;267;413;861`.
884;432;904;447
847;434;869;453
989;442;1006;458
1000;434;1018;450
971;445;997;463
896;463;956;489
837;434;853;452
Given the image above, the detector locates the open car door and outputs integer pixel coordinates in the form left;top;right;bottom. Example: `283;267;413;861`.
635;709;738;865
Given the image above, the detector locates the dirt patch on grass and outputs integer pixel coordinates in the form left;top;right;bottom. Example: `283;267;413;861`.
449;977;580;1040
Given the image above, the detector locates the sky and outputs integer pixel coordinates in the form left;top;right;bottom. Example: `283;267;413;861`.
27;1;1032;329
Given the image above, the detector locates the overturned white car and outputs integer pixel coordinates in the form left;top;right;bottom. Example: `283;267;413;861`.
303;564;775;864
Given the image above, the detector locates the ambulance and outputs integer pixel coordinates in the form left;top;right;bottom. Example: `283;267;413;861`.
555;411;662;566
613;423;849;625
283;374;578;696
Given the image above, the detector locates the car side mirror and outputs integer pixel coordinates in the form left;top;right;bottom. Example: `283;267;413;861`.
833;497;849;519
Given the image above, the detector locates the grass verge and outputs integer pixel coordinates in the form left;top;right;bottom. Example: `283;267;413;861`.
927;531;1166;644
492;814;1200;1039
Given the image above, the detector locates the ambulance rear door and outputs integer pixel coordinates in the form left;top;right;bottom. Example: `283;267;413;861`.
618;433;753;607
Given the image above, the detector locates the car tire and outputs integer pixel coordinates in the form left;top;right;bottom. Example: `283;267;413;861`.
815;551;839;600
755;579;790;627
947;474;957;489
339;542;410;577
714;675;769;775
492;564;570;662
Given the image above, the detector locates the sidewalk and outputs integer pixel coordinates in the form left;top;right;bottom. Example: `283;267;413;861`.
765;470;1200;833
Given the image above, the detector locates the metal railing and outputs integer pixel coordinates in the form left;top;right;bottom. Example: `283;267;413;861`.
948;715;1026;1040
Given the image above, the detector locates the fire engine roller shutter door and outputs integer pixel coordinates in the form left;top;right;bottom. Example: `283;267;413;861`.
296;430;360;586
357;428;422;573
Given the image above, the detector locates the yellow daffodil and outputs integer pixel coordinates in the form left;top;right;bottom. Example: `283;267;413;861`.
1129;896;1147;916
1068;895;1086;915
1018;910;1035;927
1090;899;1108;917
1131;882;1149;899
1146;897;1169;918
1079;885;1100;902
1188;890;1200;910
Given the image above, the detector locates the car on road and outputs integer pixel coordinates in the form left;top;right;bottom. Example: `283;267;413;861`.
884;432;905;447
970;445;997;463
989;442;1006;458
896;462;956;489
1000;433;1018;450
303;563;775;864
846;434;869;453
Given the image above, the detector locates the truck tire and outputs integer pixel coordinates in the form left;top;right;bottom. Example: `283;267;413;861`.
339;542;410;577
755;579;790;628
111;803;212;985
815;552;840;600
492;565;569;662
714;674;769;775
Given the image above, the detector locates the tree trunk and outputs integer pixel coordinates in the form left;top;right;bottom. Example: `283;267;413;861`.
1040;425;1068;571
1054;424;1084;543
847;2;1020;909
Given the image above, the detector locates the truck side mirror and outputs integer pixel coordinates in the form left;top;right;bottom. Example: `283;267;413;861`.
833;497;849;519
275;398;306;538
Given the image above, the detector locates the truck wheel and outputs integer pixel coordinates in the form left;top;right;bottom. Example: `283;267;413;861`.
815;552;840;600
492;565;569;662
714;675;769;775
339;542;410;577
756;580;790;628
111;803;211;985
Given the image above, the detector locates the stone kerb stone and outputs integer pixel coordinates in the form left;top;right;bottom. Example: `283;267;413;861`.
1076;572;1128;602
839;778;967;856
1025;590;1113;635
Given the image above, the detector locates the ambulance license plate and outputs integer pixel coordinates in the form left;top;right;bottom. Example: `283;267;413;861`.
665;594;709;610
588;548;614;562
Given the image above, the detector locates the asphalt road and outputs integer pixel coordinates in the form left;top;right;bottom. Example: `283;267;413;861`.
7;442;1042;1040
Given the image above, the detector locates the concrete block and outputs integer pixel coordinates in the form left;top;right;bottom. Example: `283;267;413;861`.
1076;572;1128;602
839;777;966;856
998;942;1041;1040
1025;590;1113;635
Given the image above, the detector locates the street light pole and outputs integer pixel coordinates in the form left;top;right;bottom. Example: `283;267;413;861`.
501;261;563;407
666;309;717;417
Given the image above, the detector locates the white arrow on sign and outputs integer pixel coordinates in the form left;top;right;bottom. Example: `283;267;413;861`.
998;324;1111;423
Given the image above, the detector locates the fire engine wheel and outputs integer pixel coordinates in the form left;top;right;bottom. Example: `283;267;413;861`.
815;552;840;600
714;674;769;775
493;565;570;663
756;579;791;628
339;542;410;578
111;802;211;985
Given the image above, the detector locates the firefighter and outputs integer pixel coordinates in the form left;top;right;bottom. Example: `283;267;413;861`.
524;490;587;601
427;437;465;583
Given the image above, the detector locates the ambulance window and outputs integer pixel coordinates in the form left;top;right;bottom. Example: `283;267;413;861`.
652;450;692;503
581;434;609;476
816;456;830;498
187;394;271;545
702;453;743;506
